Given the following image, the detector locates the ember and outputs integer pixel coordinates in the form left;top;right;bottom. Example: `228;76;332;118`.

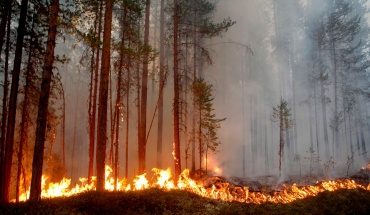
14;165;370;204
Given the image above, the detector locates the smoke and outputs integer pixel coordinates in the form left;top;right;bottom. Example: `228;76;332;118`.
47;0;370;185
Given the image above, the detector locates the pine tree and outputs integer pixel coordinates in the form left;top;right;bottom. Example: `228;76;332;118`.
272;98;293;177
192;78;225;173
29;0;60;201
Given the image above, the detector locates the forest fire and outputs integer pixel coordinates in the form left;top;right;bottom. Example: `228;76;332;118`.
14;165;370;204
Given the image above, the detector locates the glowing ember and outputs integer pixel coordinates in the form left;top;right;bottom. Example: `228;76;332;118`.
14;166;370;204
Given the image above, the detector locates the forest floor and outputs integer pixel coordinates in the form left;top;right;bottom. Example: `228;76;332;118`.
1;186;370;214
1;168;370;214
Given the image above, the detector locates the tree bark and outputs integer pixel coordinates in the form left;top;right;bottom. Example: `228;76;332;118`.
29;0;59;201
157;0;165;170
1;0;29;202
16;15;36;201
0;4;10;200
88;0;103;184
138;0;151;174
96;0;113;191
191;5;197;172
173;0;181;184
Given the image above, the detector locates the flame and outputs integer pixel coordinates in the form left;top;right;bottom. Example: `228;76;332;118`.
14;166;370;204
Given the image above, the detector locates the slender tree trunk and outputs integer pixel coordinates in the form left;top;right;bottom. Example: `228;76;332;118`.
125;65;130;178
313;82;320;155
1;0;29;202
109;66;115;167
0;5;11;199
16;19;35;201
29;0;59;201
308;95;314;150
139;0;151;174
357;102;367;159
88;1;101;184
89;0;103;183
124;12;131;179
136;61;141;163
70;71;80;182
318;24;330;160
191;6;197;172
173;0;181;184
114;15;126;189
151;0;159;93
330;31;339;161
61;85;66;173
198;106;202;170
156;0;165;169
96;0;113;191
279;107;284;177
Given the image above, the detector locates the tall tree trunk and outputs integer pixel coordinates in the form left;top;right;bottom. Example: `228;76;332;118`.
61;85;66;173
29;0;59;201
1;0;29;202
114;12;126;188
70;71;80;181
109;66;115;167
191;5;197;172
318;24;330;160
125;65;130;178
16;17;36;200
0;5;11;199
156;0;165;169
173;0;181;184
151;0;159;94
330;30;339;161
96;0;113;191
198;105;202;170
138;0;151;174
279;107;284;177
313;82;320;155
88;0;103;184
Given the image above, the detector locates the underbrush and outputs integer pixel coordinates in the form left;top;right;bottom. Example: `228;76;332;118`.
1;188;370;214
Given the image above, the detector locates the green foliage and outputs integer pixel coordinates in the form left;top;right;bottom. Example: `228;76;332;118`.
192;78;225;155
272;98;293;130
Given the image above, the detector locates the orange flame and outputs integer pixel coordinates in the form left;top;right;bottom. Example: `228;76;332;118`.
14;166;370;204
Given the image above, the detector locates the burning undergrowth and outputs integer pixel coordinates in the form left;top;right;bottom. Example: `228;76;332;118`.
12;164;370;205
2;166;370;214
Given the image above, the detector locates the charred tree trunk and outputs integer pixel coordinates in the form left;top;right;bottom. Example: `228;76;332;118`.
16;17;36;201
173;0;181;184
191;7;197;172
0;4;11;198
138;0;151;174
114;13;126;188
156;0;165;169
29;0;59;201
96;0;113;191
278;107;284;177
88;0;102;184
125;64;130;178
88;0;103;184
1;0;29;202
61;85;66;173
109;66;115;167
